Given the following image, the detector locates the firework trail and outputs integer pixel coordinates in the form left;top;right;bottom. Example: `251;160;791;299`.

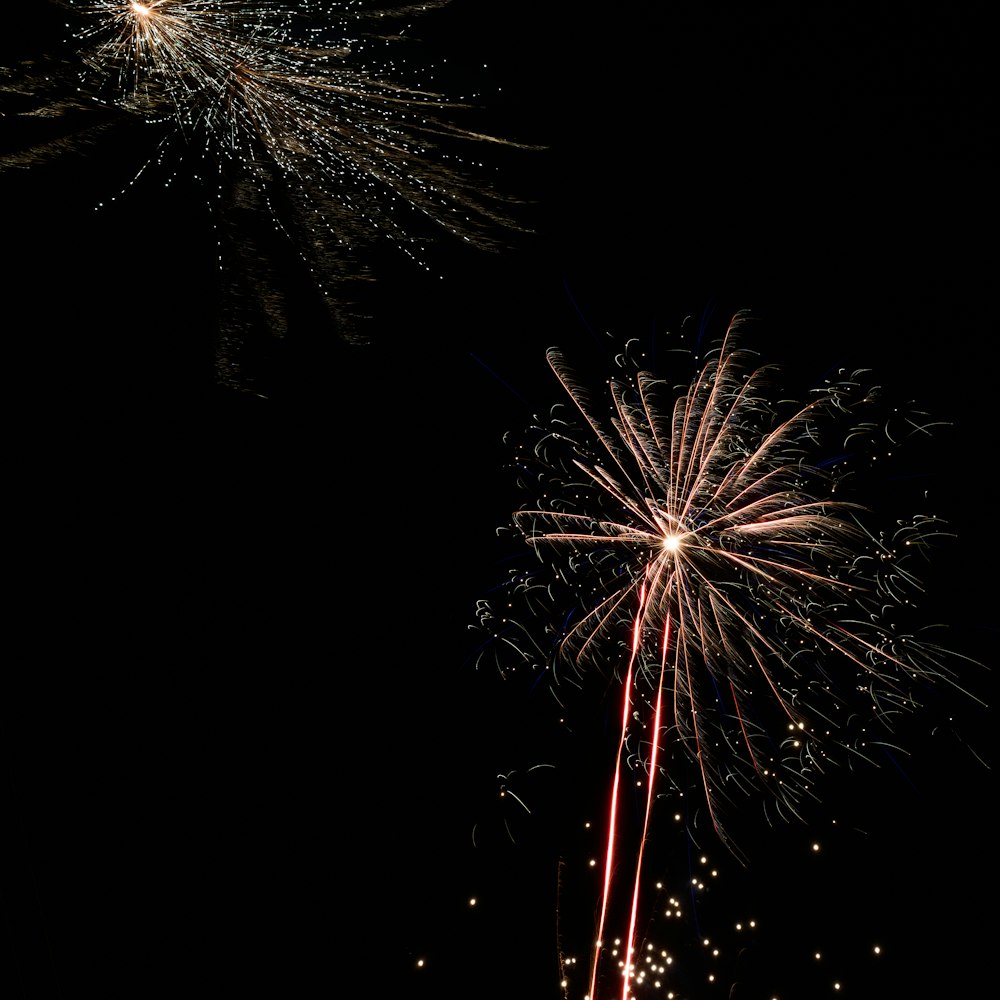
476;313;978;998
2;2;525;384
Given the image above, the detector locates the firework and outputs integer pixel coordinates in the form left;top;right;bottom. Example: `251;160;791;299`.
66;2;516;241
2;2;525;377
476;313;975;998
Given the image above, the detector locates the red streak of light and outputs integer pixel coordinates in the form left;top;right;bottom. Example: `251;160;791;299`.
619;614;670;1000
588;582;648;1000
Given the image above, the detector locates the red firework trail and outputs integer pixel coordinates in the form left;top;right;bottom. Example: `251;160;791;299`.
589;590;673;1000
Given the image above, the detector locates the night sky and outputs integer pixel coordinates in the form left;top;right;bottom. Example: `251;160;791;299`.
3;4;995;999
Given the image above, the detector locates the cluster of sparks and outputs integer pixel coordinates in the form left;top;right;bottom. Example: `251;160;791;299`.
477;315;971;998
64;1;514;248
415;811;902;999
554;816;894;999
3;1;520;363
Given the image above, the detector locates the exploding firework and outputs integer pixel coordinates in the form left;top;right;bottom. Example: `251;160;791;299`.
64;1;517;246
476;312;977;998
2;2;525;384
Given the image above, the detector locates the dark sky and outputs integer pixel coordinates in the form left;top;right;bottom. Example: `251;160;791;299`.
4;3;995;998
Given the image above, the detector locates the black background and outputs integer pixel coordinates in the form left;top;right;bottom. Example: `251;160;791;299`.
4;3;995;998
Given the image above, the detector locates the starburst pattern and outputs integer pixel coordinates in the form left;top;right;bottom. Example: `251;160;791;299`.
61;1;516;249
476;313;976;998
2;1;525;377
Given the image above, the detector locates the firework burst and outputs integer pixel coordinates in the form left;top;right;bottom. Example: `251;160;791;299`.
63;1;518;247
3;2;526;381
476;313;977;998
